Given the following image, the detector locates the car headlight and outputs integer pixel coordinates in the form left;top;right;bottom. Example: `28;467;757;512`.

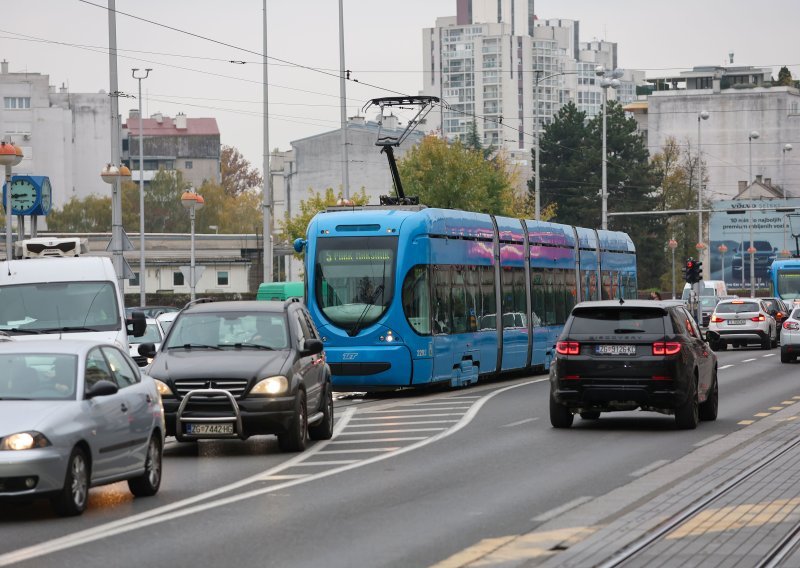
154;379;174;397
251;376;289;395
0;431;51;451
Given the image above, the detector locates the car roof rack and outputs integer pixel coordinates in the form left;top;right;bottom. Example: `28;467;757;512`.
183;297;214;310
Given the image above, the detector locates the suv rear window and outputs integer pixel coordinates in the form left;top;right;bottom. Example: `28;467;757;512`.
715;302;759;314
569;307;665;334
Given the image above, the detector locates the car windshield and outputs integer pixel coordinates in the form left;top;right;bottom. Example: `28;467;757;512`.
164;311;289;349
700;297;719;307
129;323;161;345
0;281;120;334
716;302;759;314
0;353;78;400
568;307;665;334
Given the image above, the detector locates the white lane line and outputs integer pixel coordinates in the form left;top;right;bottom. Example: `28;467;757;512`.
0;379;546;567
362;407;469;414
694;434;724;447
317;448;400;454
335;428;448;435
502;418;538;428
346;420;459;427
742;358;757;362
261;474;307;481
328;437;426;444
630;459;671;478
400;402;474;407
291;460;360;466
719;364;734;369
532;496;594;522
351;413;464;420
763;353;776;357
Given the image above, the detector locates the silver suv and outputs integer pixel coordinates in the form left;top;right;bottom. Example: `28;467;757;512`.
706;298;777;351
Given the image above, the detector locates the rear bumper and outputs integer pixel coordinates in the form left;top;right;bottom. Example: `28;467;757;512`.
707;328;769;343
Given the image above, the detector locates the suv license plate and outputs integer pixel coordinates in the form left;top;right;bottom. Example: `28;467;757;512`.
727;319;746;326
596;345;636;356
186;423;234;435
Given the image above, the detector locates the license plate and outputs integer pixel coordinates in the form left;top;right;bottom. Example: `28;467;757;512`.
727;319;746;326
185;423;234;435
595;345;636;356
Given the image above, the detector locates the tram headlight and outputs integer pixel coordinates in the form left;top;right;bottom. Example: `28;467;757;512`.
379;330;399;343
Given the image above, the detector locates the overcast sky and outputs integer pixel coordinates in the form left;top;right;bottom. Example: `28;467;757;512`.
5;0;799;173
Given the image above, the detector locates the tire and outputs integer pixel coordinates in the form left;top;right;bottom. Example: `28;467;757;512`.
699;371;719;422
580;411;601;420
51;447;90;517
278;389;308;452
717;341;727;351
549;395;574;428
761;335;771;350
675;377;699;430
309;381;334;441
781;348;793;363
771;329;778;349
708;339;719;351
128;435;163;497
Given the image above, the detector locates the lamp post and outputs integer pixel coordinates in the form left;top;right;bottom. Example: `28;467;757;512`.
697;110;709;256
181;188;204;302
596;66;622;230
718;243;728;283
101;163;131;293
132;68;151;307
0;142;23;260
668;238;678;299
748;130;760;297
782;143;793;256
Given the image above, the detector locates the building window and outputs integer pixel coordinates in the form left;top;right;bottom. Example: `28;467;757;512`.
129;272;140;287
173;271;184;286
185;160;193;169
4;97;31;109
217;270;229;286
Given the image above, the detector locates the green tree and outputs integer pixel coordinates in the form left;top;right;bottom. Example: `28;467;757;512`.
777;66;794;86
46;194;111;232
142;169;191;233
279;187;369;244
221;145;263;197
397;135;516;214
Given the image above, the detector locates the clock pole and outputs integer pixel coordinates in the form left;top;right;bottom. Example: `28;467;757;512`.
0;142;23;260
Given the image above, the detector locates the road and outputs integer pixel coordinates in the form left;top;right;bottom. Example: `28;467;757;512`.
2;345;799;567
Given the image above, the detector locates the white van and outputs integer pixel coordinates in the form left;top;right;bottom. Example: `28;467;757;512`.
0;256;145;347
681;280;728;301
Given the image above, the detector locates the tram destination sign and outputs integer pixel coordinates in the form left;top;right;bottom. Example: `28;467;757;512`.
322;249;392;264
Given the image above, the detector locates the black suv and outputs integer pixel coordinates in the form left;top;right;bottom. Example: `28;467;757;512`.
139;299;333;452
549;300;718;430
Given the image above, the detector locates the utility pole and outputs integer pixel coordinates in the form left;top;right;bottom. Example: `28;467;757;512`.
262;0;272;283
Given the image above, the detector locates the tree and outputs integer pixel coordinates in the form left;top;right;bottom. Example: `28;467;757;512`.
141;169;191;233
777;66;794;87
279;187;369;245
221;145;262;198
46;195;111;232
397;135;516;214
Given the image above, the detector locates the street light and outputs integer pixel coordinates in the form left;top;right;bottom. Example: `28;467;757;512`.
596;66;623;230
697;110;710;254
748;130;760;296
100;163;131;293
718;243;728;282
181;187;204;302
0;142;23;260
782;143;793;256
668;238;678;299
132;68;151;307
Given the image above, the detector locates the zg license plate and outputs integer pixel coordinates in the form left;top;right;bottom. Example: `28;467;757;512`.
727;319;746;326
185;423;234;435
595;345;636;356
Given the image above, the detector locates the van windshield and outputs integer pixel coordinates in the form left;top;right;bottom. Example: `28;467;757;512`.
0;281;120;334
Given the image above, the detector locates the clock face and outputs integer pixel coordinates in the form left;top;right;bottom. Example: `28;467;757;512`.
10;179;37;213
41;178;52;213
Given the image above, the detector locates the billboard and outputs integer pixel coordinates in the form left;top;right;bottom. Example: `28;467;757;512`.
709;199;799;290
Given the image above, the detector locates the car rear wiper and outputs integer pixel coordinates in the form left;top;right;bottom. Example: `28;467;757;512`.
613;328;646;333
232;343;275;350
169;343;222;350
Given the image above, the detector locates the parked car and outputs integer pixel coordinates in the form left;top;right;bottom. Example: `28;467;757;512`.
156;310;179;336
128;318;164;367
706;298;778;350
126;305;180;319
140;299;333;452
0;340;165;516
549;299;718;430
781;307;800;362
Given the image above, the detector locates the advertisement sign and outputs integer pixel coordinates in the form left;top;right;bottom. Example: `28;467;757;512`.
709;199;799;290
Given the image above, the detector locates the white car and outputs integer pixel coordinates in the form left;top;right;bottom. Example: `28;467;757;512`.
780;308;800;363
156;311;179;337
128;318;164;367
706;298;777;351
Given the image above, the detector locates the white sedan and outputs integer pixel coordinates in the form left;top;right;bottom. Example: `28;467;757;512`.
0;339;165;516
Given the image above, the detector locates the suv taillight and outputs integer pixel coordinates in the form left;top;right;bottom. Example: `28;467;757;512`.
556;341;580;355
653;342;681;356
784;321;799;330
751;315;766;322
710;315;724;323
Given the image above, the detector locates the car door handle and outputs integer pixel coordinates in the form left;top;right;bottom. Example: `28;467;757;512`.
120;403;128;413
146;394;152;404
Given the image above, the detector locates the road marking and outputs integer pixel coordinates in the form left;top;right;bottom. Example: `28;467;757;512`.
770;407;784;411
531;496;594;522
351;413;464;420
366;407;470;413
719;364;734;370
317;448;400;454
739;420;756;425
292;460;360;466
630;459;671;478
261;474;307;481
502;418;538;428
754;412;771;417
763;353;776;357
782;401;796;405
694;434;724;447
328;437;426;444
335;427;447;435
742;358;757;362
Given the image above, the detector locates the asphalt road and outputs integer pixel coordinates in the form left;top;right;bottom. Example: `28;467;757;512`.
2;344;799;568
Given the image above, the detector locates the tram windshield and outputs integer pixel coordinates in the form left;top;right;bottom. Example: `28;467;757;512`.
777;270;800;300
314;236;397;335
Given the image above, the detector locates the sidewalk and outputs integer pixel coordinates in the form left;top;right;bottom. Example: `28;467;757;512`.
461;397;800;567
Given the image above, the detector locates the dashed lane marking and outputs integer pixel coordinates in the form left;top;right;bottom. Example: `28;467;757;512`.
335;427;447;435
719;364;734;370
754;413;772;417
351;413;464;420
502;418;538;428
739;420;756;425
742;358;757;362
328;437;426;444
763;353;776;357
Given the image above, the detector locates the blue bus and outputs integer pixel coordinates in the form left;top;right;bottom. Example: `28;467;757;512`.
768;258;800;302
295;206;637;391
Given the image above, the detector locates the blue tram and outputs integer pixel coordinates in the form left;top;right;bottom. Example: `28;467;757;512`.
296;206;637;391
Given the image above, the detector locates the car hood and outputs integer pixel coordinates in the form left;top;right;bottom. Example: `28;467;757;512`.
0;401;75;436
149;349;292;381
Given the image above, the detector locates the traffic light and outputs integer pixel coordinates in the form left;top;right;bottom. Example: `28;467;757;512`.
684;259;704;284
694;260;703;283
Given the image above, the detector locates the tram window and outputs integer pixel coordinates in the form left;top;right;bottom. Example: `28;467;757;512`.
601;271;612;300
554;269;567;324
543;269;555;325
513;268;526;320
531;268;544;327
480;266;496;329
464;266;480;332
433;265;451;335
501;268;514;328
451;269;468;334
402;265;431;336
565;269;577;314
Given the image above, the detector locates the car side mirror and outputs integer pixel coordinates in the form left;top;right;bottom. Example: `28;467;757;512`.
127;310;147;337
86;379;118;399
138;342;157;359
301;338;324;356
